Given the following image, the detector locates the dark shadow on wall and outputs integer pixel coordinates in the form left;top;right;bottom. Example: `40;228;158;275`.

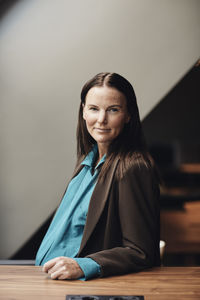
0;0;19;20
143;63;200;154
142;62;200;199
10;212;54;260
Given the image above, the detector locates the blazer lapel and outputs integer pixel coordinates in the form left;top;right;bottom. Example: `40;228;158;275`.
78;158;119;254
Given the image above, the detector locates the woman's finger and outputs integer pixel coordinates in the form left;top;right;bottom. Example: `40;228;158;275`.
57;271;70;280
42;257;60;273
51;266;70;280
47;260;64;275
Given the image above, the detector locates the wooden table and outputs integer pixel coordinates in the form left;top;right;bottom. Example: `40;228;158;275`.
0;266;200;300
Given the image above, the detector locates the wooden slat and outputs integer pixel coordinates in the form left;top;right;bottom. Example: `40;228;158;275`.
161;201;200;253
179;163;200;174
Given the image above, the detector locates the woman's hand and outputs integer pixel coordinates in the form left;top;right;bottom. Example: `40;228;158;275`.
42;257;84;280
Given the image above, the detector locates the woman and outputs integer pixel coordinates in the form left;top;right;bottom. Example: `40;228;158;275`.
35;72;160;280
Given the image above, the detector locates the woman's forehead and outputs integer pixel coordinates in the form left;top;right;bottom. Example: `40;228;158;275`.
85;86;126;105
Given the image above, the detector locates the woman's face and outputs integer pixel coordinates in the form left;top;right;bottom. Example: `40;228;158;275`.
83;86;130;154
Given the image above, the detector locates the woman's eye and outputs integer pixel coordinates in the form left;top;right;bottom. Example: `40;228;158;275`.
109;108;119;113
89;107;98;111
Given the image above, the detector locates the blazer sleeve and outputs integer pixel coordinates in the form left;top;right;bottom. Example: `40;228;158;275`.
87;163;160;277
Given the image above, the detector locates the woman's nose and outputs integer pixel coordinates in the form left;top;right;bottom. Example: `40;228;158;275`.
97;110;107;124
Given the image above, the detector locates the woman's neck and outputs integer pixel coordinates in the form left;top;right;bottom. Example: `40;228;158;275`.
97;144;108;161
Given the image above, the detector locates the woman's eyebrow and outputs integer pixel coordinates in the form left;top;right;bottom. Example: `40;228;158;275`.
86;104;122;108
87;104;98;107
108;104;122;108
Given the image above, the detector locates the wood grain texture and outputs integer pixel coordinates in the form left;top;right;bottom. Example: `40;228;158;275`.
0;266;200;300
161;201;200;253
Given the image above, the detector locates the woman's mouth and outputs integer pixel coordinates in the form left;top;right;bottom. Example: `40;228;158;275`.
95;128;110;132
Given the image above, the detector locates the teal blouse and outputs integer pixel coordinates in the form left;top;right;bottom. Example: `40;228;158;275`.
35;145;106;280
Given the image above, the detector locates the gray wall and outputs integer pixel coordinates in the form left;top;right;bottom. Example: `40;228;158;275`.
0;0;200;258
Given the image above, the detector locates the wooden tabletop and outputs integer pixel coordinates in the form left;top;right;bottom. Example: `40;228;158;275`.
0;266;200;300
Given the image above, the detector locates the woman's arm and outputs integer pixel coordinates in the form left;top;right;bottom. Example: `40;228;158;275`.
42;256;101;280
87;163;160;277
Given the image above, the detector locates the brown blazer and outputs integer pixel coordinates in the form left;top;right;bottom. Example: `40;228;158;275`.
74;158;160;278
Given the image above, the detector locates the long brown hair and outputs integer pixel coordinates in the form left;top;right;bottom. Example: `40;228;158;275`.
76;72;155;180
